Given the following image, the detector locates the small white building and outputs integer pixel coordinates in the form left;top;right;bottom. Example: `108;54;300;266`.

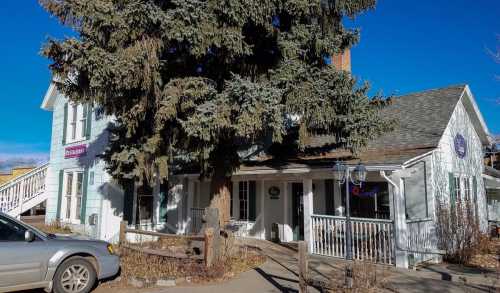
40;83;497;269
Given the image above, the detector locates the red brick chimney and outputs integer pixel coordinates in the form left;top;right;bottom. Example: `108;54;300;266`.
332;49;351;72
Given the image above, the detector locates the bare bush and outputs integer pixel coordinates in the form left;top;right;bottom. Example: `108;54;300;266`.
32;221;72;235
325;262;390;292
436;200;485;264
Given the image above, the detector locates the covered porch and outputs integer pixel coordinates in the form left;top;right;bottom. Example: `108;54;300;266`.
184;162;420;268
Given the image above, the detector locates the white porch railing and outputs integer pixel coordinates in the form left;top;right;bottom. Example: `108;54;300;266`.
312;215;394;265
0;163;48;217
406;218;436;253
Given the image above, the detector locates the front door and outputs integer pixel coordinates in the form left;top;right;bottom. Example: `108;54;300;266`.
292;183;304;241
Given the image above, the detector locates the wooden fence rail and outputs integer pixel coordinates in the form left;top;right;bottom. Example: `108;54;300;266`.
119;221;215;268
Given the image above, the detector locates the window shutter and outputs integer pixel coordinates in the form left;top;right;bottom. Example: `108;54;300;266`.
473;176;479;218
56;170;64;220
123;180;135;225
80;168;90;224
159;182;168;222
249;181;256;221
62;103;68;145
85;105;92;140
449;173;456;208
325;179;335;215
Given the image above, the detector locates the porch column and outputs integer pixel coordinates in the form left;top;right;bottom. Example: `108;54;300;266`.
283;181;290;242
186;179;195;232
392;174;408;268
260;180;266;239
152;175;160;225
232;180;239;220
303;178;314;253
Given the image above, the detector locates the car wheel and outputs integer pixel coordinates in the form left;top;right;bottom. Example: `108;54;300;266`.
53;257;97;293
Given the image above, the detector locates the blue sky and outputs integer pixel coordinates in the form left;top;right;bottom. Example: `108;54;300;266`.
0;0;498;167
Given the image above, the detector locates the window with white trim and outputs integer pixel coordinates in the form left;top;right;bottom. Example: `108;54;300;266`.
239;181;249;221
66;103;88;143
463;177;472;202
62;170;84;222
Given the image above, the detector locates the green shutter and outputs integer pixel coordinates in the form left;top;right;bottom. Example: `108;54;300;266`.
62;103;68;145
325;179;335;215
56;170;64;220
159;182;168;222
80;168;90;224
449;173;456;208
85;104;92;140
249;181;256;221
123;180;135;225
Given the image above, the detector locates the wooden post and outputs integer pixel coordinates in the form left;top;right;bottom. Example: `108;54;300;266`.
119;221;127;246
299;241;309;293
204;227;214;268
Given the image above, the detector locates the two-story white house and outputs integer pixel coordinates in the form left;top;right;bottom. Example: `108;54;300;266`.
41;83;497;269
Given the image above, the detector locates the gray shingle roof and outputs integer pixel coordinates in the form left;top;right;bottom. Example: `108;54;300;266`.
367;84;466;150
258;85;468;168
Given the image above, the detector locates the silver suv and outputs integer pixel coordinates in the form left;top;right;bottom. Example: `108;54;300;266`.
0;213;120;293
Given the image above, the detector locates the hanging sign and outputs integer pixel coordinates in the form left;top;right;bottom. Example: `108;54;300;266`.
350;184;380;198
454;134;467;159
268;186;280;199
64;144;87;159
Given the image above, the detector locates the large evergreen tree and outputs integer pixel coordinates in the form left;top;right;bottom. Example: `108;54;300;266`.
41;0;392;225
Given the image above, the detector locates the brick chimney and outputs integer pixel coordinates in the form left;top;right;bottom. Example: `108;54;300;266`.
332;49;351;72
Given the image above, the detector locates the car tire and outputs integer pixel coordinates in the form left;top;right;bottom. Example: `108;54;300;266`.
53;257;97;293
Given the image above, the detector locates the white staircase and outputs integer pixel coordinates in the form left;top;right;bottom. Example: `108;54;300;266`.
0;163;49;217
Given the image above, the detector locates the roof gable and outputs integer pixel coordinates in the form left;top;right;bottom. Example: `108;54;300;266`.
41;83;58;111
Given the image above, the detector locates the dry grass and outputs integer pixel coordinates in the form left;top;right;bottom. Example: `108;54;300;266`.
467;237;500;271
105;239;265;288
32;221;72;235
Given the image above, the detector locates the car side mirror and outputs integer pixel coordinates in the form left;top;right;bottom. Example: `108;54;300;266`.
25;230;35;242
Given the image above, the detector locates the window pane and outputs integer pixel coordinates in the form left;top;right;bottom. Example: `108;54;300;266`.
71;105;78;140
404;162;428;219
81;104;87;138
66;173;73;196
0;216;27;241
239;181;248;220
76;173;84;196
65;197;71;219
138;196;153;221
76;197;82;220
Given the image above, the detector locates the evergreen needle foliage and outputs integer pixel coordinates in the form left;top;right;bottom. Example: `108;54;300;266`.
40;0;393;223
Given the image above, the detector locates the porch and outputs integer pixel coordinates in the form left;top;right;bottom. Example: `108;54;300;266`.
183;164;436;268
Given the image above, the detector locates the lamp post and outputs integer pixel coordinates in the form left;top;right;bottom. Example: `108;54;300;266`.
332;161;367;260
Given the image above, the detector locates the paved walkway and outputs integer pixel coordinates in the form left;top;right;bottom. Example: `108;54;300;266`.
24;239;498;293
163;239;498;293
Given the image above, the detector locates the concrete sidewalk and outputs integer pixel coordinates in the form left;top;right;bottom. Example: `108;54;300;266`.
163;239;497;293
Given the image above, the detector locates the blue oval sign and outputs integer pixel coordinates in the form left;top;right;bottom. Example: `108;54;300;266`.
454;134;467;159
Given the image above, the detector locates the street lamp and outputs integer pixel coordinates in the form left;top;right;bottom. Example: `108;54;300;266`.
332;161;367;260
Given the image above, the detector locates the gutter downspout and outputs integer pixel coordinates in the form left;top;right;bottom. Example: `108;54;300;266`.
381;170;409;269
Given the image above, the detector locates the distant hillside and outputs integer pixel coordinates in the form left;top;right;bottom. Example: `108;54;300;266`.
0;155;48;172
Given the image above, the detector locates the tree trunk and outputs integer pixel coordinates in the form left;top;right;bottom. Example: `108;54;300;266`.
209;165;232;227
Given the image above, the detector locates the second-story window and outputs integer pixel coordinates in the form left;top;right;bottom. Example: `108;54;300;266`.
66;103;89;144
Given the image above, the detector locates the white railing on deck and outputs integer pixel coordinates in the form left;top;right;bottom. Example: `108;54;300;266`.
0;163;48;214
190;208;204;234
312;215;394;265
406;218;436;253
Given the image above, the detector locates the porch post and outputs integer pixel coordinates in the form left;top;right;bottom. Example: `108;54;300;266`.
187;179;195;232
303;178;314;253
260;180;266;239
152;175;160;226
283;181;289;242
233;180;239;220
393;176;408;268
